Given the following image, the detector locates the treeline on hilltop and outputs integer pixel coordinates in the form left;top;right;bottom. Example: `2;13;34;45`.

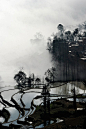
47;22;86;81
47;22;86;61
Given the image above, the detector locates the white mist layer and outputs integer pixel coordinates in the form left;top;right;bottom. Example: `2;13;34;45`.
0;35;52;86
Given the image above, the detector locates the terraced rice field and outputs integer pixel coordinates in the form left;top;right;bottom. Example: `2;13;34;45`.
0;82;86;128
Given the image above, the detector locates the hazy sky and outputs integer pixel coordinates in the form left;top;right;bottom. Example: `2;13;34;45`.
0;0;86;85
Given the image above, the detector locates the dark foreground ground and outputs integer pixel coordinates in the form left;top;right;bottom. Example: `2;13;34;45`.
30;96;86;129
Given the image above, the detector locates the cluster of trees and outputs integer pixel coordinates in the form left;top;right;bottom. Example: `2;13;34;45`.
47;22;86;81
14;71;42;88
14;67;56;88
45;67;56;83
47;22;86;55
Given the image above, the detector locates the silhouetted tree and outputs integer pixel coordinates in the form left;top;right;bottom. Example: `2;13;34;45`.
45;67;56;82
14;71;26;86
83;32;86;37
65;30;71;41
73;28;79;41
35;78;41;84
78;33;82;40
57;24;64;39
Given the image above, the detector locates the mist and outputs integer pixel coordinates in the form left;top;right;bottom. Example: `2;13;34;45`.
0;33;52;86
0;0;86;85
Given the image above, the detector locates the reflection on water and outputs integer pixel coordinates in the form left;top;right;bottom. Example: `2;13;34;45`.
35;120;54;128
22;92;41;108
5;107;19;122
34;98;43;105
0;117;5;123
56;118;63;123
0;103;5;110
0;86;14;92
13;93;24;108
1;89;19;105
0;82;86;128
77;108;84;110
67;98;86;103
50;82;86;96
